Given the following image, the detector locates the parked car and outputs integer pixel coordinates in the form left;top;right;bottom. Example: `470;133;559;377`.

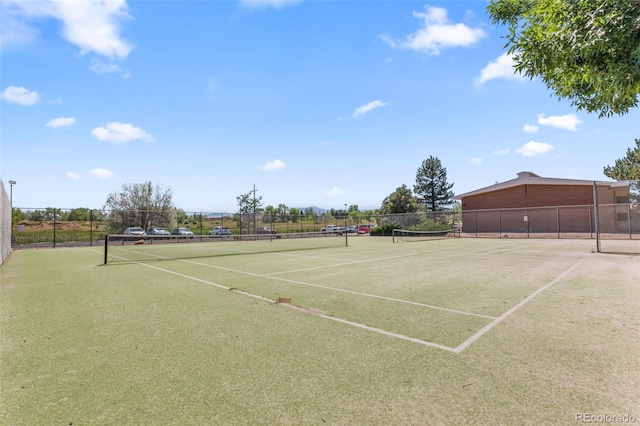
358;224;376;234
257;227;277;234
147;227;170;236
346;226;358;233
172;227;194;236
321;225;339;232
123;227;146;236
209;226;231;235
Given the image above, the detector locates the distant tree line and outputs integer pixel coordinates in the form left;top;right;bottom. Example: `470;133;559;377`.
14;141;637;233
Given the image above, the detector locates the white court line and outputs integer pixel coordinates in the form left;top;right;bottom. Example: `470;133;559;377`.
177;258;497;320
264;253;421;276
102;251;458;352
102;250;585;352
479;243;532;255
452;259;584;353
109;247;496;320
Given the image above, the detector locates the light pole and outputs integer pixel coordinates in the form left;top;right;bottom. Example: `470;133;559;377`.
9;180;16;207
8;180;16;244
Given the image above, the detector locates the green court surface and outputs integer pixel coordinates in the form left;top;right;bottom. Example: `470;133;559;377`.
1;237;638;424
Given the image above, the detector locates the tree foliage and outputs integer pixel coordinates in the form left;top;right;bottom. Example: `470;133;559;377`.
487;0;640;117
236;189;263;214
413;156;455;211
380;185;419;214
603;138;640;180
103;181;175;232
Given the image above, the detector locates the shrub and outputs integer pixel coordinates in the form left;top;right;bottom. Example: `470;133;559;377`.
370;223;400;236
407;217;451;232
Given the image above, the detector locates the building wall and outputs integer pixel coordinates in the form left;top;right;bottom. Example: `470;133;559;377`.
460;184;600;210
460;184;623;234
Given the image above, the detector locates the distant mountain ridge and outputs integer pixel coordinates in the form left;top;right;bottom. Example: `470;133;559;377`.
296;206;328;215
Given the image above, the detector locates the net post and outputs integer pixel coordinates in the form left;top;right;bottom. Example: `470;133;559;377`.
593;181;601;252
104;235;108;265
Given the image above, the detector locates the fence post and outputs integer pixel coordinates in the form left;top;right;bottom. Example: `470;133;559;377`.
593;181;601;252
557;207;560;239
628;204;632;239
90;209;94;246
53;208;57;248
475;210;478;238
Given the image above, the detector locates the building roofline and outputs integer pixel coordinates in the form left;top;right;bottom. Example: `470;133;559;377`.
454;171;625;199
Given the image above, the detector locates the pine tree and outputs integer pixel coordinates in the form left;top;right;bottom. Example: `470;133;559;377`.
413;156;454;211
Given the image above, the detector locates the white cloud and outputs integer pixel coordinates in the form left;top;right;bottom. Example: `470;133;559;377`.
469;157;483;165
537;113;582;131
65;171;80;180
240;0;301;9
90;60;130;78
46;117;76;128
381;6;486;55
523;124;539;133
353;100;389;118
259;159;286;172
325;186;344;197
493;149;510;155
2;0;133;60
0;3;39;50
0;85;40;106
475;53;525;86
91;122;154;144
515;141;554;157
87;168;114;179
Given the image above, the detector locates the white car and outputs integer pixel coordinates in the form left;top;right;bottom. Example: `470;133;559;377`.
123;227;146;236
210;226;231;235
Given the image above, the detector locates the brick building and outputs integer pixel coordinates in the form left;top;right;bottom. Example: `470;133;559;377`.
455;172;632;234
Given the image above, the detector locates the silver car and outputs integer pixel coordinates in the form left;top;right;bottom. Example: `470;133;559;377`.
123;227;146;236
172;227;194;236
147;227;170;236
209;226;231;235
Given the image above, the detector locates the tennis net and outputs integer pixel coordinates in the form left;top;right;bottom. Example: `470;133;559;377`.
103;231;347;264
392;228;459;243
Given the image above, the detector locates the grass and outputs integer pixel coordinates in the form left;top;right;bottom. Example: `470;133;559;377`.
1;237;639;424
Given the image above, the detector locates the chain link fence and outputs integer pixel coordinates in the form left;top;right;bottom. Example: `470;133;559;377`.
1;182;11;266
460;204;640;236
9;194;639;254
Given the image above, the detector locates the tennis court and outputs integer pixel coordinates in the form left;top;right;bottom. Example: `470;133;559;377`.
104;235;599;352
1;235;638;424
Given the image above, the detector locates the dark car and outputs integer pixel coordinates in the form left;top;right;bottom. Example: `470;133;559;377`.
257;227;277;234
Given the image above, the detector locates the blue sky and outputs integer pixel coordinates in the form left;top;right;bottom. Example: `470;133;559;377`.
1;0;638;213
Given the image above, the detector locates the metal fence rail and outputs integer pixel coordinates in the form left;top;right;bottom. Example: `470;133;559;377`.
9;201;640;254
